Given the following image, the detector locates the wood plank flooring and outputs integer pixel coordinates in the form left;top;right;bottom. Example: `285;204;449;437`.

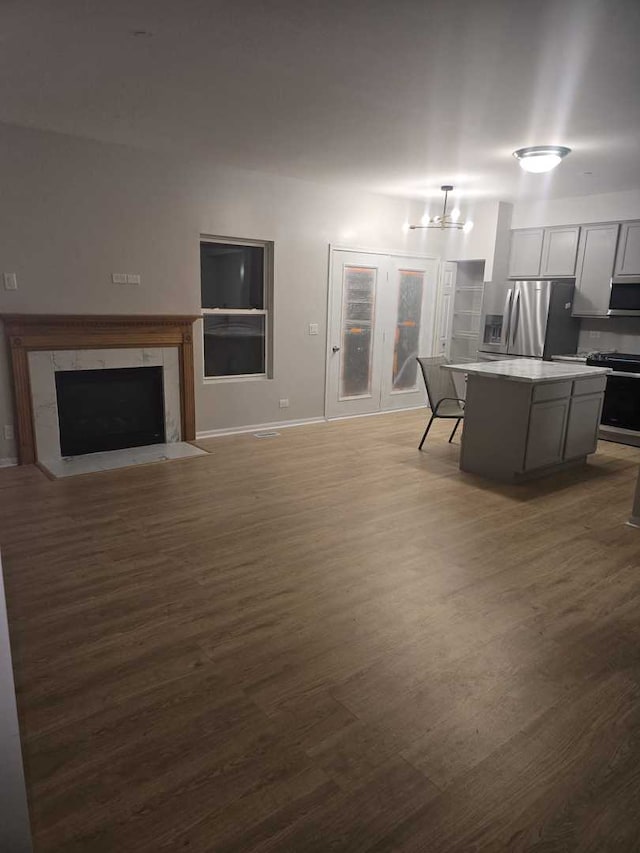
2;409;640;851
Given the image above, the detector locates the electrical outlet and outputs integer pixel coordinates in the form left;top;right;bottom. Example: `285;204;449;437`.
126;274;141;285
279;398;289;408
589;330;601;339
4;425;14;441
308;323;319;335
3;272;17;291
112;273;127;284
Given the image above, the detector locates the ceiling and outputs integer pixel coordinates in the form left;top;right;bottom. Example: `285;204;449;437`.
0;0;638;202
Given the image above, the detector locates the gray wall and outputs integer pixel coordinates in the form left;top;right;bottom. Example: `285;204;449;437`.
0;121;460;458
0;122;506;458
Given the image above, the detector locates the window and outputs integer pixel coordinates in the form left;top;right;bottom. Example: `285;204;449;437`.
200;238;272;379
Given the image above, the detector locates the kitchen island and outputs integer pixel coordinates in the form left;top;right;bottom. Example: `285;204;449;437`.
444;359;610;483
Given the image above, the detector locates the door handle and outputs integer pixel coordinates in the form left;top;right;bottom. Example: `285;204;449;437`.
332;345;341;353
503;289;513;346
511;291;521;346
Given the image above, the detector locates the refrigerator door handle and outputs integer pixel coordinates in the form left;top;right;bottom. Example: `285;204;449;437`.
511;289;521;347
502;289;513;348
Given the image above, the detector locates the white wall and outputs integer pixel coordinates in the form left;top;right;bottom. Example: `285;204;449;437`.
512;189;640;229
1;122;499;458
413;199;512;283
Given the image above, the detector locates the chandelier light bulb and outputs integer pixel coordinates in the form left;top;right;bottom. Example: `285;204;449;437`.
407;186;470;231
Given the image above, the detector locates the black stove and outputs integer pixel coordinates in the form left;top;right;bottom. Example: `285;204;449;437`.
585;352;640;437
586;352;640;373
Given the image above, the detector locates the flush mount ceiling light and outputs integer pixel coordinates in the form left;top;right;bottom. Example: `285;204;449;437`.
513;145;571;174
409;185;473;232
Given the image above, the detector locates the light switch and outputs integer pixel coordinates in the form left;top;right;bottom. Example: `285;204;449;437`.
3;272;17;291
126;274;141;285
112;273;127;284
308;323;319;335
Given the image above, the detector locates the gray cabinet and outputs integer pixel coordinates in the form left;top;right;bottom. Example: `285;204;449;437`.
614;221;640;278
458;373;605;482
564;392;604;459
509;226;579;279
572;223;619;317
524;398;569;470
508;229;544;278
540;227;580;277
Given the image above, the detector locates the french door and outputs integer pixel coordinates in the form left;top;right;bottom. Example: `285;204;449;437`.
326;250;439;418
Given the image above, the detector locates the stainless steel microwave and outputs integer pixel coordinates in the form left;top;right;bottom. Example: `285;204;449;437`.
608;278;640;316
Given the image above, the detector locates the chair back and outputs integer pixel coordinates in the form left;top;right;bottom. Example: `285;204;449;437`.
416;356;460;408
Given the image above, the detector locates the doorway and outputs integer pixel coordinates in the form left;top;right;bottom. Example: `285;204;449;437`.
326;249;439;418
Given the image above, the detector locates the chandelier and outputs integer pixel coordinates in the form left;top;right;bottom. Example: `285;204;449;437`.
409;185;473;232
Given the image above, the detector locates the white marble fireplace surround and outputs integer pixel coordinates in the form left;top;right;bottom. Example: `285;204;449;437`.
28;346;184;470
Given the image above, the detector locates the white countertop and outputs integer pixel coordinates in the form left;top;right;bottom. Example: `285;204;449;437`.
444;358;610;383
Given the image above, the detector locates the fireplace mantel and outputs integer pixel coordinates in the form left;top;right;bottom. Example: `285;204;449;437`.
2;314;199;465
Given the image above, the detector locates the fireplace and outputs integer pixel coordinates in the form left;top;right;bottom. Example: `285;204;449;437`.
1;314;198;465
55;366;166;456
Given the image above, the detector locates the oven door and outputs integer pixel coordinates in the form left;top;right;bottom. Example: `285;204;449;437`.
601;373;640;431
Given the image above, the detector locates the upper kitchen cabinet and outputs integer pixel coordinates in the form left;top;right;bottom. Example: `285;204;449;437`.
508;226;579;279
572;223;619;317
614;221;640;277
508;229;544;278
540;226;580;277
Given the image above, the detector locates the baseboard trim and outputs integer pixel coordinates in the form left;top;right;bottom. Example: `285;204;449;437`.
196;406;427;440
0;457;18;468
196;416;326;440
327;405;426;422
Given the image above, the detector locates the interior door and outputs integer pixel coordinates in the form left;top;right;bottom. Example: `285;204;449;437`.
327;250;438;418
327;251;387;418
380;256;439;410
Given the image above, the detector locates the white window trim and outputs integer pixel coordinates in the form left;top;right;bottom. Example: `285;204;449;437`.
200;236;274;382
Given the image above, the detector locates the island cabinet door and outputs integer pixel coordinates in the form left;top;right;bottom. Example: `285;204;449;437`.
564;392;604;459
524;399;569;470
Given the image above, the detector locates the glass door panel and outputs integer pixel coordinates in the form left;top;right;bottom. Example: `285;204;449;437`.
339;266;377;399
392;270;424;392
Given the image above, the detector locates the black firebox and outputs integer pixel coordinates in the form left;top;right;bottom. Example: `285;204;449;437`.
55;366;165;457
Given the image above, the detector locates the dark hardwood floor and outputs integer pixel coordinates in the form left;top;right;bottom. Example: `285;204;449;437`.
2;409;640;851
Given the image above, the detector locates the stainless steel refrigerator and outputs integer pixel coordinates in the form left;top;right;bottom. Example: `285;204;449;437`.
478;280;580;361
